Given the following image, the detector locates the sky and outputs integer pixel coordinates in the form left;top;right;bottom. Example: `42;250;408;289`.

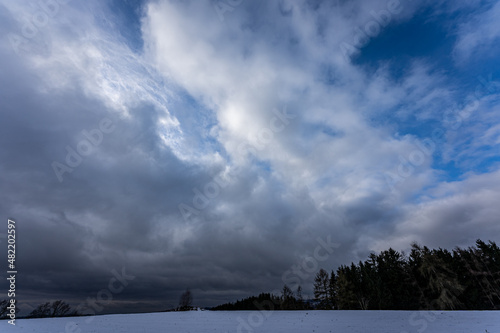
0;0;499;315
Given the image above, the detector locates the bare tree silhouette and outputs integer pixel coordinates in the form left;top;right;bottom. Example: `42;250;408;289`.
178;289;193;311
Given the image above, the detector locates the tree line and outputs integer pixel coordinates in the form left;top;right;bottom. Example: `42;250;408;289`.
213;239;500;311
0;300;78;319
314;239;499;310
212;286;310;311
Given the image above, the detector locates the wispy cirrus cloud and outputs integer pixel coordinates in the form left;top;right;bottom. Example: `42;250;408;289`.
453;1;500;62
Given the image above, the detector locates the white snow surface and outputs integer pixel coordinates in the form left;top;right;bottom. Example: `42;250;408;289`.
3;310;500;333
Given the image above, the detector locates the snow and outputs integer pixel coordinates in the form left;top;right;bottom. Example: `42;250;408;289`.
3;310;499;333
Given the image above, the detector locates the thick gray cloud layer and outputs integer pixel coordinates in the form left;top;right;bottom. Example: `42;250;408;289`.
0;0;499;314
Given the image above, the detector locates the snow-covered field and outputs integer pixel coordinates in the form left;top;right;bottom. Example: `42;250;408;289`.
3;310;499;333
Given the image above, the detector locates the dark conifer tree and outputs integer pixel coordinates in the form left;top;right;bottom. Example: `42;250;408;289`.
314;269;331;309
328;270;337;309
281;284;296;310
335;265;357;309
